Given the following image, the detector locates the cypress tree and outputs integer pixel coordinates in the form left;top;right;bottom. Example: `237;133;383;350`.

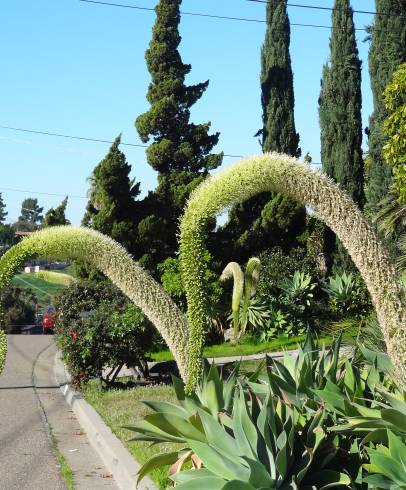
261;0;300;155
220;0;304;263
319;0;364;206
84;135;141;256
135;0;222;272
15;198;43;231
366;0;406;215
0;194;7;224
318;0;364;272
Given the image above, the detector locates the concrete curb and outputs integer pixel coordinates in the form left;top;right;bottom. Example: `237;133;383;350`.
54;351;156;490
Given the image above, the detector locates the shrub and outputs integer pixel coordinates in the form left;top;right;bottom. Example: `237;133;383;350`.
54;281;156;386
0;286;36;333
256;247;316;300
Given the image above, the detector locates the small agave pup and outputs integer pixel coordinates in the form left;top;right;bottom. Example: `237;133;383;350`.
220;257;261;343
0;226;189;380
180;153;406;393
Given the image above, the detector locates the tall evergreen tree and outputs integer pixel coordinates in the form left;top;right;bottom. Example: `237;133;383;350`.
84;135;141;256
366;0;406;215
319;0;364;206
43;197;70;227
15;198;43;231
220;0;304;263
0;193;7;224
260;0;300;156
318;0;364;272
135;0;222;272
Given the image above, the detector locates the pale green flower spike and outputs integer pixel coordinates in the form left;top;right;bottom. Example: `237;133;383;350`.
241;257;261;333
220;262;244;342
0;226;189;380
180;153;406;393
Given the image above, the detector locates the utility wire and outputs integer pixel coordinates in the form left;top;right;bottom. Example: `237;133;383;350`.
0;124;242;158
77;0;371;30
0;125;146;149
246;0;402;18
0;187;88;199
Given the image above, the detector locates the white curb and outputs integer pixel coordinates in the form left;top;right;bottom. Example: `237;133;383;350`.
54;351;156;490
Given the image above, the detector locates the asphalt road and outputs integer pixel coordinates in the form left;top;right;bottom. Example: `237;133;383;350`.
0;334;66;490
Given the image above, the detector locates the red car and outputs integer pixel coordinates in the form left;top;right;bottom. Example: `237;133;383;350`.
42;313;55;334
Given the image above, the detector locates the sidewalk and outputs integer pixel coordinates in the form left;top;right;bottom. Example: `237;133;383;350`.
34;340;119;489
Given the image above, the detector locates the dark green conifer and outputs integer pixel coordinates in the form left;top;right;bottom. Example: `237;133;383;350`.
220;0;304;263
366;0;406;215
84;135;140;256
319;0;364;206
135;0;222;271
44;197;70;227
0;194;7;224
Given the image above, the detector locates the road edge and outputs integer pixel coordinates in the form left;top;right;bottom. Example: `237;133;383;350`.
54;351;156;490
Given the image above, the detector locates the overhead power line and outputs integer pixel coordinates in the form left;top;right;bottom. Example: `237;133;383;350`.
246;0;402;17
0;125;146;148
0;124;242;158
0;187;88;199
77;0;372;30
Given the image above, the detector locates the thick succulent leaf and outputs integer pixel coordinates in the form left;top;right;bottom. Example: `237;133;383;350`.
308;469;351;489
366;448;406;484
197;408;242;459
377;389;406;415
245;458;274;488
360;345;393;373
144;413;205;441
381;408;406;432
388;430;406;466
123;420;185;443
223;362;240;410
187;440;250;482
221;481;256;490
141;400;190;418
171;468;218;483
232;389;259;459
136;451;181;484
362;474;394;489
174;476;227;489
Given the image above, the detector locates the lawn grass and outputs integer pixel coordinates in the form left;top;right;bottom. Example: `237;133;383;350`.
82;381;181;489
12;273;67;305
150;334;332;361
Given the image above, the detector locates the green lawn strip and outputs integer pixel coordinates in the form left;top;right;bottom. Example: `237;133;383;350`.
150;334;333;362
82;381;182;489
12;273;66;304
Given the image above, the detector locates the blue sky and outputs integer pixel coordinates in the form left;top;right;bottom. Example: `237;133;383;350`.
0;0;375;224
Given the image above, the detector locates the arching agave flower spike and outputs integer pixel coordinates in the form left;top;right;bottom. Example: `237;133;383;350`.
180;153;406;393
220;262;244;342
